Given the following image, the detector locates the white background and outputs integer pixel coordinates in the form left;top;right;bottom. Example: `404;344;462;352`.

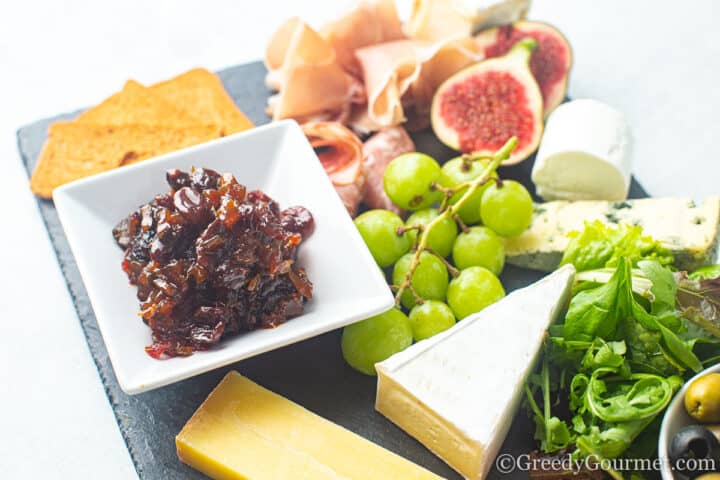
1;0;718;478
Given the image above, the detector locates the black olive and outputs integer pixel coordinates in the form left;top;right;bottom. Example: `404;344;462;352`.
669;425;720;478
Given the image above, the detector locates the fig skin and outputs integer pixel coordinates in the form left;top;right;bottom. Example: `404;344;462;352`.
685;373;720;423
475;20;573;117
430;38;543;166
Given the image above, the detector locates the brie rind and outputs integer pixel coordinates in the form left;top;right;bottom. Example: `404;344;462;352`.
375;265;575;480
532;99;633;201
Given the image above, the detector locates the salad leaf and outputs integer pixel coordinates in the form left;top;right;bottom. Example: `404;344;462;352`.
565;258;702;373
675;271;720;338
621;314;677;376
585;371;680;423
637;260;676;313
527;255;715;471
656;322;703;372
560;221;673;272
575;419;654;461
525;360;575;453
564;257;633;341
689;263;720;280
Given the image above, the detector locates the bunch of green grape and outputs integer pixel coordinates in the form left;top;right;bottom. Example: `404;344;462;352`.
343;152;534;376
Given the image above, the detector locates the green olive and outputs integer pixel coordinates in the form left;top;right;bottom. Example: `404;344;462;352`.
685;373;720;423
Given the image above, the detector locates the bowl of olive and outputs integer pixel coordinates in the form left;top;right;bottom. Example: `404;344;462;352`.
660;364;720;479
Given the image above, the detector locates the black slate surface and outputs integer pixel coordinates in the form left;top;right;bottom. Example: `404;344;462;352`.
17;61;648;480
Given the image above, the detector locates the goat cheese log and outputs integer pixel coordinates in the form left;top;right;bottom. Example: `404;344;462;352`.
532;99;633;201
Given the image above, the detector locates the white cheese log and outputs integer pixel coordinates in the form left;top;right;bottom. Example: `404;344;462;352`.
532;99;633;201
405;0;531;41
375;265;576;480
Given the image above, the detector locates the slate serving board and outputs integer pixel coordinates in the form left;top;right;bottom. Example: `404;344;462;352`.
17;61;648;479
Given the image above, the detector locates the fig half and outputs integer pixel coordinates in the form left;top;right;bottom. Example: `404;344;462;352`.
475;20;573;116
431;38;543;165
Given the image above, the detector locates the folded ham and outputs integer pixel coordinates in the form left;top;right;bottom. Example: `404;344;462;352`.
355;37;482;131
320;0;405;77
302;121;416;216
264;0;485;132
265;0;404;125
302;122;365;215
265;17;364;124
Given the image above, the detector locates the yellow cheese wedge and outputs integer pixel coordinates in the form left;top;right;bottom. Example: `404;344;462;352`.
176;371;442;480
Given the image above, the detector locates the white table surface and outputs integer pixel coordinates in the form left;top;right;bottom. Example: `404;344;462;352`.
2;0;718;478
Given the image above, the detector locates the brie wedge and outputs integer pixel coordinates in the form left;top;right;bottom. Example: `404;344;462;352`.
532;99;633;201
405;0;531;41
375;265;576;480
505;196;720;272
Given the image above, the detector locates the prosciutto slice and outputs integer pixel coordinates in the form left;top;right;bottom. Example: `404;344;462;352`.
355;37;483;131
320;0;405;77
302;122;365;215
264;0;486;132
362;126;415;213
265;18;363;123
265;0;405;125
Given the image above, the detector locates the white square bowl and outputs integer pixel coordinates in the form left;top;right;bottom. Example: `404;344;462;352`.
53;120;393;394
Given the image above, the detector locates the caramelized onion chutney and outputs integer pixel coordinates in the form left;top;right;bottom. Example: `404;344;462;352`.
112;168;314;359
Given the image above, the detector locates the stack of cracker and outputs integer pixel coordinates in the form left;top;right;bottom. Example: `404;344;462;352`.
30;69;254;198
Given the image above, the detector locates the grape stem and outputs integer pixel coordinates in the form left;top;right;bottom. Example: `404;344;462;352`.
393;137;518;307
452;214;470;233
426;248;460;277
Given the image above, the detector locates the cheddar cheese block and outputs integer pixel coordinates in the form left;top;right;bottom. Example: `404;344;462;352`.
505;196;720;272
176;372;442;480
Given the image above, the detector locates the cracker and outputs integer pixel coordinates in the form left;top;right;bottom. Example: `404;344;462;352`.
76;80;206;129
149;68;254;135
30;121;217;198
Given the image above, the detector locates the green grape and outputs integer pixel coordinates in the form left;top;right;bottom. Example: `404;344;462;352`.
354;210;411;267
405;208;458;257
341;308;413;376
452;226;505;275
392;251;449;309
441;156;498;225
480;180;533;237
408;300;456;341
384;153;443;210
447;266;505;319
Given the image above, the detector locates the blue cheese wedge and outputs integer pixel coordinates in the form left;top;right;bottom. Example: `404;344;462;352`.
505;196;720;272
375;266;575;480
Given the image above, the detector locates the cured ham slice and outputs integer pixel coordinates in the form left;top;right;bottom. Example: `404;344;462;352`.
265;18;363;122
362;126;415;213
302;122;365;215
264;0;491;132
355;37;482;130
265;0;405;125
320;0;406;77
302;122;363;186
